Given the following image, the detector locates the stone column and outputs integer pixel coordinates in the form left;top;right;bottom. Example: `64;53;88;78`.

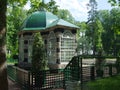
55;32;62;68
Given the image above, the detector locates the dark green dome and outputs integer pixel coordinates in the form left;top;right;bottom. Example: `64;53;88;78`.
26;11;46;28
21;10;79;31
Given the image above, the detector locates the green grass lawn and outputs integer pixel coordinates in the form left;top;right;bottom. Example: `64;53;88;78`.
7;58;18;65
87;75;120;90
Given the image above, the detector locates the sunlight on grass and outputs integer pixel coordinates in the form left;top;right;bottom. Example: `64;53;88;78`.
7;58;18;65
87;76;120;90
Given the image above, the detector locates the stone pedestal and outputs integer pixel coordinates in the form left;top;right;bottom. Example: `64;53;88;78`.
66;81;81;90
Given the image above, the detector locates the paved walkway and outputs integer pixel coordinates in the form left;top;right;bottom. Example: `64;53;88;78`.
8;79;21;90
8;78;64;90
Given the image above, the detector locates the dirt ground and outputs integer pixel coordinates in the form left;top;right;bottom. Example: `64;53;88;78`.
8;79;21;90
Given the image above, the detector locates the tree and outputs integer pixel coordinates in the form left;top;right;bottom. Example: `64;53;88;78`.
46;0;59;15
109;8;120;56
97;10;111;55
7;4;27;58
87;0;97;22
97;8;120;56
108;0;120;6
87;0;98;55
86;18;104;55
29;0;59;15
57;9;75;24
31;33;47;87
0;0;8;90
76;22;92;55
32;33;47;71
94;19;104;52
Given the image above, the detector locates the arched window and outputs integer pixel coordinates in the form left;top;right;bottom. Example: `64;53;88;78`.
47;31;56;64
61;30;76;62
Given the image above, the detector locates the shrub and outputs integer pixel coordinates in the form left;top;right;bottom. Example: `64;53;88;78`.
32;32;47;72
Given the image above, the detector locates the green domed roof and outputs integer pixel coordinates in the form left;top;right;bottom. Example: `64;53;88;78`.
21;10;79;31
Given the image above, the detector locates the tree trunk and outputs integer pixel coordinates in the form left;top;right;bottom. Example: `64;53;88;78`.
0;0;8;90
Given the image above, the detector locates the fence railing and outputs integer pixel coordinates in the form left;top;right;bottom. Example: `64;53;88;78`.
80;56;119;81
7;65;30;89
81;64;118;82
64;56;81;82
29;69;64;90
7;56;120;90
7;65;65;90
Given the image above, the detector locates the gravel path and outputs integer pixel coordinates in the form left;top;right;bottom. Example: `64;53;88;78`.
8;79;21;90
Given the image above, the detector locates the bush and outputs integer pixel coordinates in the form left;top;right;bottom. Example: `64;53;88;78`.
32;33;47;72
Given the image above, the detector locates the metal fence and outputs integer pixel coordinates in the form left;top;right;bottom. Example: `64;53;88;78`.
64;56;81;82
7;65;30;89
7;56;120;90
7;65;65;90
29;69;64;90
81;64;118;82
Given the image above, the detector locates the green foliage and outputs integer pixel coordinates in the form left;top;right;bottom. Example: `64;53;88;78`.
32;33;47;71
30;0;42;9
94;19;104;51
8;0;27;7
29;0;59;15
86;19;104;55
57;9;75;24
108;0;120;6
97;8;120;56
85;0;120;56
46;0;59;15
87;0;98;22
7;4;27;58
77;22;92;55
86;0;103;55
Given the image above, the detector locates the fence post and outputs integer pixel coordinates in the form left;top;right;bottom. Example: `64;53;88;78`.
109;64;112;76
80;57;83;90
90;66;95;80
80;57;83;83
15;66;17;82
77;56;80;81
28;72;30;90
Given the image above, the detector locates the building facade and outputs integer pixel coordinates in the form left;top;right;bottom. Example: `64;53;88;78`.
19;10;79;69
